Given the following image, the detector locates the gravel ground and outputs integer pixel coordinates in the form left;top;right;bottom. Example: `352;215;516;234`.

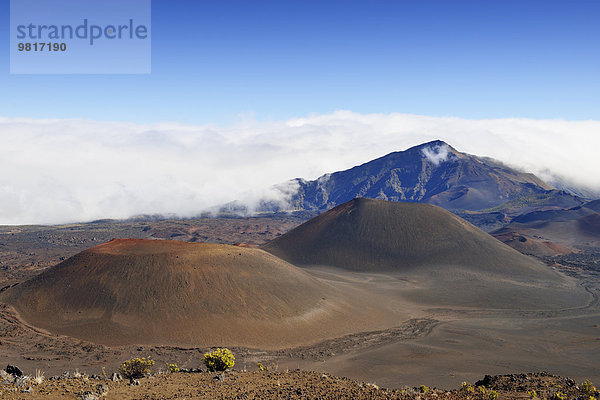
1;370;598;400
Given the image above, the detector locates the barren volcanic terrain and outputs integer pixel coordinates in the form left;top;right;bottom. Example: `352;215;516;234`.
0;199;599;390
492;200;600;255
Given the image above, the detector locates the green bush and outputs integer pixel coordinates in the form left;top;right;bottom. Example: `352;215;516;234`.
582;380;597;395
119;357;155;379
203;348;235;372
552;392;567;400
461;382;475;393
167;363;179;373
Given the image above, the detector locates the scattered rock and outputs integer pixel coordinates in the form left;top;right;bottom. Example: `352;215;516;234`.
5;365;23;377
111;372;122;382
78;391;100;400
475;374;493;387
180;368;203;373
15;376;29;388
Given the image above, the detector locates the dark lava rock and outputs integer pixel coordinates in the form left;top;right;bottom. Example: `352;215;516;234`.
6;364;23;377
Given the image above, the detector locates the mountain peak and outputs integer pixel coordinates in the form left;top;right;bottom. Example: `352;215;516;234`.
407;140;459;153
413;139;450;148
280;141;557;212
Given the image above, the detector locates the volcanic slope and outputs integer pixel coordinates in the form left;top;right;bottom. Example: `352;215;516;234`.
0;239;401;347
263;198;588;309
279;140;581;213
492;200;600;251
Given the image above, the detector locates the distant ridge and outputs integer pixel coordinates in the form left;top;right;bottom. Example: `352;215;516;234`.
492;199;600;251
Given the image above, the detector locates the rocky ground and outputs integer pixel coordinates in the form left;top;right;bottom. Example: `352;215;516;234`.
1;368;598;400
542;250;600;273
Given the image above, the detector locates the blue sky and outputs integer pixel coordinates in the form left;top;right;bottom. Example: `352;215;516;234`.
1;0;599;124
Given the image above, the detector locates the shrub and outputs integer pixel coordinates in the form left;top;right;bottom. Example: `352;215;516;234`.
461;382;475;393
582;380;597;394
552;392;567;400
488;390;499;400
418;385;429;394
203;348;235;372
34;369;44;385
167;363;179;373
527;389;537;398
119;357;155;379
257;362;267;372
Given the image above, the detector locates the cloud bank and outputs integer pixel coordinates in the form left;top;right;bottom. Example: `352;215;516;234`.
1;111;599;224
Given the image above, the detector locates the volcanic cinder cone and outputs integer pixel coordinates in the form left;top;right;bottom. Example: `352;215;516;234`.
0;239;397;347
262;198;588;309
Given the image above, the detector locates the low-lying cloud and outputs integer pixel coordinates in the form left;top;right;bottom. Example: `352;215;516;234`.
422;143;452;166
1;111;599;225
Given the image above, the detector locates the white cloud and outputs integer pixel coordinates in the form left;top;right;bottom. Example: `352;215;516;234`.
422;143;451;165
0;111;599;224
